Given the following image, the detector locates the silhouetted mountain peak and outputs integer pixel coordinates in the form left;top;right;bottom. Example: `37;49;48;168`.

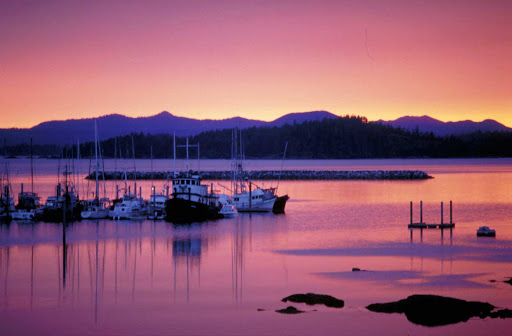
377;115;511;136
1;110;338;145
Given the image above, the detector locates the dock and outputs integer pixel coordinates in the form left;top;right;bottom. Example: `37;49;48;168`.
408;201;455;229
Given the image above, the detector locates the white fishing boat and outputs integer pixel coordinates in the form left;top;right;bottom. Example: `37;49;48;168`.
230;129;289;213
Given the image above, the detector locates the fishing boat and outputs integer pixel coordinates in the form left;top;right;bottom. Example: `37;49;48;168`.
165;173;223;223
164;137;223;223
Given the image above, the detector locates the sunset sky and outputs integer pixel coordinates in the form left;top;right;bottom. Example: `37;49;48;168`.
1;0;511;128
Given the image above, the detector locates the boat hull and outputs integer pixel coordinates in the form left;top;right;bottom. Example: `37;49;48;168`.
272;195;290;214
165;198;223;223
11;210;36;220
81;209;109;219
40;207;81;222
235;198;276;213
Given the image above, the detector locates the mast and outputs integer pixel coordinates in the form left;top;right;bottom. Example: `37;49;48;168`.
94;121;99;201
30;137;34;194
132;136;136;195
276;141;288;190
77;139;80;199
185;137;189;172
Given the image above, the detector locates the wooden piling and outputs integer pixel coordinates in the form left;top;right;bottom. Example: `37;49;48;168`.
441;202;444;225
450;200;453;224
420;201;423;224
410;201;413;225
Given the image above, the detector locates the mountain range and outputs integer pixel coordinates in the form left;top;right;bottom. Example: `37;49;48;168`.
0;111;338;145
376;116;511;136
1;112;510;146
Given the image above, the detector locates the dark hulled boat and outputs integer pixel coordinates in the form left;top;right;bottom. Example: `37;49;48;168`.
165;174;223;224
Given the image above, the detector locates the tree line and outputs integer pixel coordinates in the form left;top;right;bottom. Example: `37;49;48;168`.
3;115;512;159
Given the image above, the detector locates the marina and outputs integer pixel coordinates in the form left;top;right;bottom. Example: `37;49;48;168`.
1;158;512;335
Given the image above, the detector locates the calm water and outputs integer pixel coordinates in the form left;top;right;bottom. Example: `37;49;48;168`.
1;158;512;335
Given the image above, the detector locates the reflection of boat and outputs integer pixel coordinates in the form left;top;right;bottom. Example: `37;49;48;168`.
477;226;496;237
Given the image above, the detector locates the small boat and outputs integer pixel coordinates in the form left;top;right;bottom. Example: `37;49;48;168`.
0;185;15;221
13;186;41;221
81;198;110;219
148;193;168;220
41;184;82;222
477;226;496;237
218;194;238;218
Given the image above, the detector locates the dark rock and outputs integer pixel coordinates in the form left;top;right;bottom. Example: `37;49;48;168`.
488;309;512;319
282;293;344;308
504;277;512;285
257;308;265;312
276;306;305;314
366;295;494;327
489;280;496;283
352;268;361;272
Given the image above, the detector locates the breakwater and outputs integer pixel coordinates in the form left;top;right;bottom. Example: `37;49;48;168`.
86;170;432;180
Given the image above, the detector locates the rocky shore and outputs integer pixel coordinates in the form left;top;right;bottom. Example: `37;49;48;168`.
86;170;432;181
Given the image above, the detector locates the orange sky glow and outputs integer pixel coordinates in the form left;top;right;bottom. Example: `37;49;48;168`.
1;0;511;128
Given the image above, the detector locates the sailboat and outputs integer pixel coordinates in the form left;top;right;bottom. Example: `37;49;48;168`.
12;139;42;220
147;146;169;220
81;121;110;219
108;137;147;220
230;129;289;213
0;185;15;221
41;170;82;222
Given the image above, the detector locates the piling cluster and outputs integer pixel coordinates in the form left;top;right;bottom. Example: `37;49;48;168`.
86;170;433;181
